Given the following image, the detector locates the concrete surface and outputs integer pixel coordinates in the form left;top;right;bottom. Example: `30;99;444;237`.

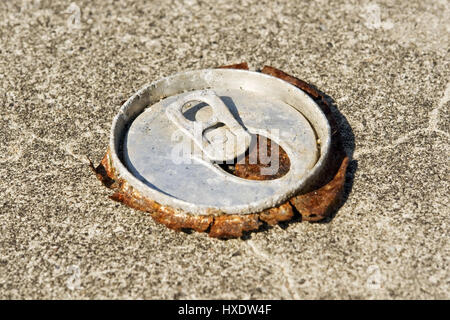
0;0;449;299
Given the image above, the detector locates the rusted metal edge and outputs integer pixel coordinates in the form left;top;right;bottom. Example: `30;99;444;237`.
92;63;349;238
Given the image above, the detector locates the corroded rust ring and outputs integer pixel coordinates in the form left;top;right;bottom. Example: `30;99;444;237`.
92;63;349;238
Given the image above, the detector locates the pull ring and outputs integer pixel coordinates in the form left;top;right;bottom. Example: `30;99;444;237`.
165;89;251;162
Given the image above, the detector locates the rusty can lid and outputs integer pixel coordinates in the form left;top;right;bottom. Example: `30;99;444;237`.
110;69;331;215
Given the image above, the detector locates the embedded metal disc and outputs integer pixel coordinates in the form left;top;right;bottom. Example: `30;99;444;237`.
110;69;331;215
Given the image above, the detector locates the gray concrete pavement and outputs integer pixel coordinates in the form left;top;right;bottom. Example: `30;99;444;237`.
0;0;448;299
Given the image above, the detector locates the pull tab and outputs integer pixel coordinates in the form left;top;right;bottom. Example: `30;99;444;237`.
165;89;251;162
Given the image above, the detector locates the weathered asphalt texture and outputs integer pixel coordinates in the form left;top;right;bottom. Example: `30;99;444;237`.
0;0;448;299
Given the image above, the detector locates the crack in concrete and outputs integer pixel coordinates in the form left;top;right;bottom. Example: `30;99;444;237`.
355;82;450;157
246;240;300;299
1;117;91;165
430;82;450;130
